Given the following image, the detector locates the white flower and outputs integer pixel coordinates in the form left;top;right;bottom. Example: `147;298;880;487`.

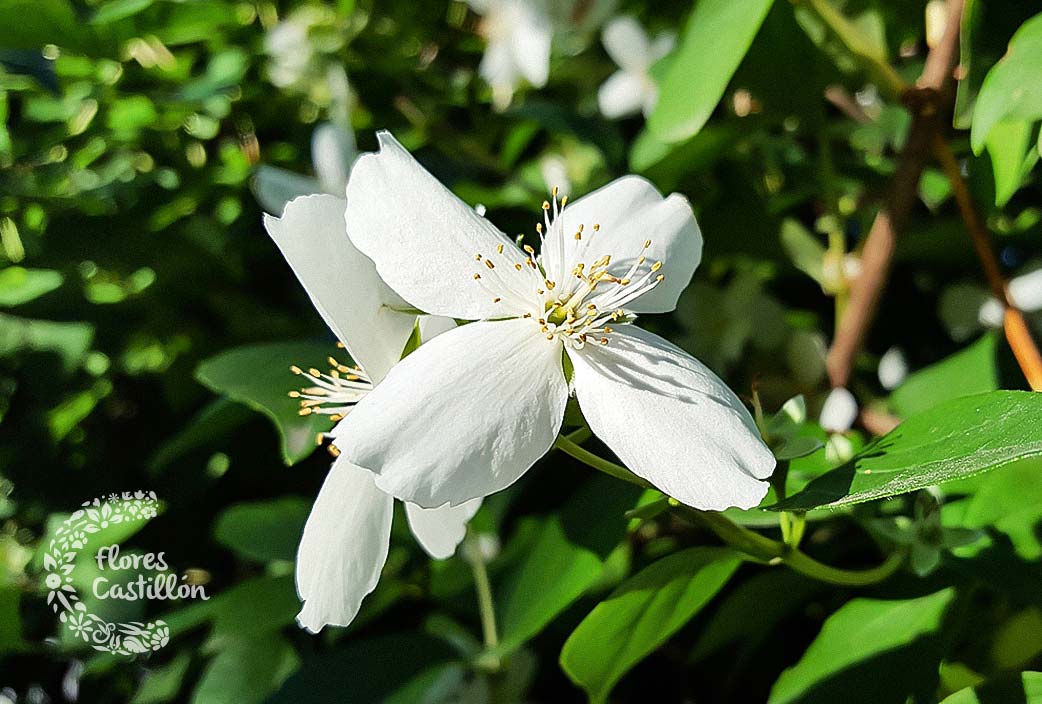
597;16;675;119
264;195;480;633
265;16;313;89
468;0;553;110
819;387;858;434
877;346;908;390
333;131;775;512
253;123;357;216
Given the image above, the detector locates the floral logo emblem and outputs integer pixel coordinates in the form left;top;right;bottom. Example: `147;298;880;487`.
43;491;169;655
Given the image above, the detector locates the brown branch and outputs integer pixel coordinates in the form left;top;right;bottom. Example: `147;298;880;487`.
826;0;964;388
931;134;1042;390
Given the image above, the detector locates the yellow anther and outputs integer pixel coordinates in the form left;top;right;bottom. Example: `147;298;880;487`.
620;278;631;285
545;280;556;290
288;391;300;398
299;407;313;416
522;312;532;318
656;274;665;281
536;223;543;233
560;195;568;207
542;201;550;210
643;239;652;249
604;326;613;333
327;444;340;457
552;186;559;197
329;413;344;422
474;273;481;280
523;244;535;254
574;231;581;240
651;261;663;272
308;368;321;378
493;297;502;303
475;253;483;261
593;223;600;231
599;337;609;345
290;365;303;375
497;243;504;254
485;259;495;269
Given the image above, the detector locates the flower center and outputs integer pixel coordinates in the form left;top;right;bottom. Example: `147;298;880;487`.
289;350;372;422
533;188;665;348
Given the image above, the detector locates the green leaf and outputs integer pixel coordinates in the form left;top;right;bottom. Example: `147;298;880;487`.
130;652;191;704
970;12;1042;153
0;267;62;306
770;589;956;704
0;586;27;653
941;672;1042;704
190;636;299;704
985;119;1039;206
268;633;460;704
195;341;340;465
213;497;310;563
495;476;641;656
772;392;1042;511
560;547;741;703
942;457;1042;561
148;399;255;473
90;0;154;24
648;0;775;142
0;313;93;371
890;333;999;417
780;219;826;285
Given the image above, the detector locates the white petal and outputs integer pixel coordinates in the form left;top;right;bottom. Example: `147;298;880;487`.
568;326;774;510
418;315;457;341
405;498;482;559
602;16;651;72
296;458;393;633
819;387;858;433
598;70;648;119
557;176;703;313
264;194;416;382
252;166;320;215
978;297;1005;328
1009;266;1042;312
649;30;677;62
333;318;568;507
877;347;908;390
508;0;551;87
345;132;541;320
311;123;357;197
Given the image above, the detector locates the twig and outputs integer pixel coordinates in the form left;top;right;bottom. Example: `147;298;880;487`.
931;134;1042;389
825;0;964;388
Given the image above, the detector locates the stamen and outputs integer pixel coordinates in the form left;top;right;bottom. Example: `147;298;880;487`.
289;352;373;419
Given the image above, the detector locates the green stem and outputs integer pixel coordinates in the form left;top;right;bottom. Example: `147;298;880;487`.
795;0;907;99
557;438;904;586
553;434;652;489
464;533;500;658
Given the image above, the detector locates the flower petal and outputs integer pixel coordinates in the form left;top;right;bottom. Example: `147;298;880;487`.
252;166;320;215
558;176;702;314
508;0;551;87
602;16;651;72
311;123;357;197
263;194;416;382
405;498;482;559
334;318;568;507
568;325;774;510
598;70;648;119
418;315;457;341
345;132;541;319
296;458;393;633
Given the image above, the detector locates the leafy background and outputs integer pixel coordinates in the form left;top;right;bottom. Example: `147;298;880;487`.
1;0;1042;702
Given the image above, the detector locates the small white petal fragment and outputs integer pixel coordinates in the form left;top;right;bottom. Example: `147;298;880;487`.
878;347;909;391
568;326;775;511
311;122;357;197
405;498;483;559
335;319;569;507
296;458;393;633
252;166;320;215
819;387;859;433
263;194;416;382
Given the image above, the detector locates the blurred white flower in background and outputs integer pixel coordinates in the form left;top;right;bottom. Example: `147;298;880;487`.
539;154;572;197
252;123;356;215
877;346;908;390
265;14;314;89
940;265;1042;341
597;16;675;119
820;387;858;434
468;0;553;111
264;195;481;632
